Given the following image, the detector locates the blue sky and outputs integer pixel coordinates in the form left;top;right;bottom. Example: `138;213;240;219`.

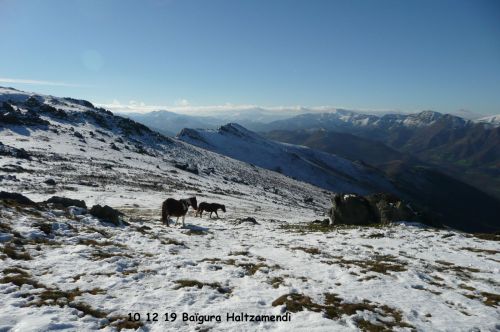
1;0;499;115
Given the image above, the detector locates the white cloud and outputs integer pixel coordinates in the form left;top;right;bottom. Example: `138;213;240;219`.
0;77;86;87
175;99;190;107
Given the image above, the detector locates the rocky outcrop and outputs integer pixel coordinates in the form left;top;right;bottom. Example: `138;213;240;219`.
90;205;123;225
0;142;31;159
45;196;87;209
0;101;49;126
328;192;419;226
0;191;37;206
366;193;418;224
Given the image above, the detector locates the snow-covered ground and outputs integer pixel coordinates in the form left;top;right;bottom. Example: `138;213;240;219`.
1;87;499;331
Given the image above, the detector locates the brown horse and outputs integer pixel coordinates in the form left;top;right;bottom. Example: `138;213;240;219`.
161;197;197;227
196;202;226;219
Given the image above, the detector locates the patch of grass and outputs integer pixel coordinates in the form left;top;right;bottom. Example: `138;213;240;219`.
33;222;52;235
30;287;106;307
0;221;13;233
458;283;476;291
108;316;144;331
472;233;500;242
280;223;334;233
280;222;389;234
481;292;500;307
69;302;108;318
3;266;30;276
434;261;480;279
336;255;407;275
161;238;185;246
435;260;454;266
85;227;110;238
173;279;230;294
73;273;85;281
200;257;237;265
238;262;271;275
292;247;321;255
91;250;132;260
199;257;278;275
78;239;127;248
135;225;151;234
268;276;285;289
228;250;250;256
1;243;32;260
461;247;499;255
272;293;323;314
272;293;414;331
0;271;45;289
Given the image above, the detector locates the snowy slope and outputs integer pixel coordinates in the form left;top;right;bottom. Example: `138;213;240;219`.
177;123;396;195
1;87;499;332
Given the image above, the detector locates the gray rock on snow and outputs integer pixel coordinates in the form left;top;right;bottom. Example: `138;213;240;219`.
328;192;419;226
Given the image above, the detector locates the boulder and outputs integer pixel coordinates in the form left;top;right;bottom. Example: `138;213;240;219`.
0;191;37;206
44;179;57;186
328;192;419;226
366;193;418;224
0;142;31;160
234;217;259;225
46;196;87;209
329;193;377;226
90;205;123;225
174;162;199;175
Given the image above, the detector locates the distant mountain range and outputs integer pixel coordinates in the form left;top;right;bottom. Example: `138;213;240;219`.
126;107;500;200
259;110;500;200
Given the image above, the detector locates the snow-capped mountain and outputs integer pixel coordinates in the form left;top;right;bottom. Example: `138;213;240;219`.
177;123;396;195
259;110;467;133
475;114;500;127
1;87;499;332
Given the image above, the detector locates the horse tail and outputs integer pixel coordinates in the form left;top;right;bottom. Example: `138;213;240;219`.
161;201;168;223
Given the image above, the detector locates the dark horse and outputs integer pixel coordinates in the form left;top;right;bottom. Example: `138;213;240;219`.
161;197;197;227
196;202;226;219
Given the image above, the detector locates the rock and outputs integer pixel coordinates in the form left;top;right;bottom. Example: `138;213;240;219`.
0;191;37;206
234;217;259;225
0;175;18;182
73;131;84;139
328;192;420;226
110;143;121;151
366;193;418;224
304;197;314;204
44;179;57;186
311;219;330;226
45;196;87;209
25;96;42;107
174;162;199;175
329;193;377;226
1;101;49;126
90;205;123;225
0;142;31;159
